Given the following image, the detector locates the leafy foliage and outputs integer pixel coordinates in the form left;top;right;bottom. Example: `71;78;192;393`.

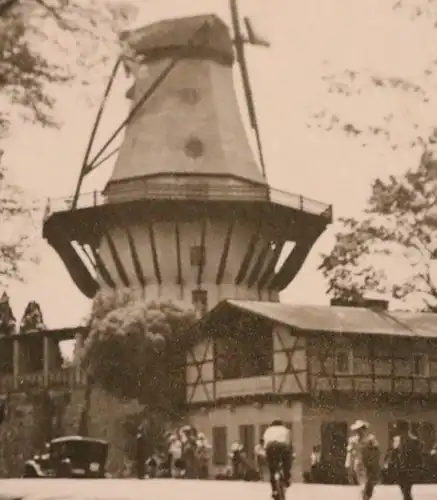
0;0;137;134
309;0;437;151
320;142;437;310
0;151;39;285
80;291;197;413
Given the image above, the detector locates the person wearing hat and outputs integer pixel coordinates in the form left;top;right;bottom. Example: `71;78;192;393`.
345;420;380;500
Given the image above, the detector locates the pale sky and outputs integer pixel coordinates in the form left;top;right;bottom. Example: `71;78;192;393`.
3;0;437;328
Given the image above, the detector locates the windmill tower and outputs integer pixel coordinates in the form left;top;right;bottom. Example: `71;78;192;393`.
43;5;332;316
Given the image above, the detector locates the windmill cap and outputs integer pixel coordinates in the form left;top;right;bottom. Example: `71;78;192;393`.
120;14;234;63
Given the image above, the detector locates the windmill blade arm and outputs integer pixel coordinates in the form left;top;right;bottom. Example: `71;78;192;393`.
244;17;271;47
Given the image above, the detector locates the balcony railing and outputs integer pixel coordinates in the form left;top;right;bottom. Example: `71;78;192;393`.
44;183;333;221
0;368;87;394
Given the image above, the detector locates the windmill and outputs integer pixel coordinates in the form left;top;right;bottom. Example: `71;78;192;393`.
70;0;270;209
43;7;332;308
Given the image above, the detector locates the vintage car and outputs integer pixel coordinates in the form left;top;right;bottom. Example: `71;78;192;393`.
23;435;109;478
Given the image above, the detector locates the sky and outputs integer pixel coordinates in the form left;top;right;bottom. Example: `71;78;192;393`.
3;0;437;329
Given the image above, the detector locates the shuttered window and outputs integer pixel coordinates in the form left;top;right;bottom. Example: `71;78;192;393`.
212;426;228;466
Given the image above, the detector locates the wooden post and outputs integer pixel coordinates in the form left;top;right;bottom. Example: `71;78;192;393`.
12;338;19;391
43;334;49;388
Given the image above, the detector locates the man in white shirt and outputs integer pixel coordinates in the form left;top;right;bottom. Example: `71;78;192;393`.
262;419;293;498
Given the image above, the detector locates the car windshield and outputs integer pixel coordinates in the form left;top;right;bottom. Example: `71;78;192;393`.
50;441;107;462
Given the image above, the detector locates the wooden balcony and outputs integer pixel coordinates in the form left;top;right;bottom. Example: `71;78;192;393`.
0;326;87;395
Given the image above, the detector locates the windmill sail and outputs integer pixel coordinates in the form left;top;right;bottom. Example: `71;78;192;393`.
229;0;266;178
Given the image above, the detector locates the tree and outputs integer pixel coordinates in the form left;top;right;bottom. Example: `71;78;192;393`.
0;0;136;282
308;0;437;310
0;150;39;287
76;290;198;436
319;141;437;310
0;0;137;135
308;0;437;152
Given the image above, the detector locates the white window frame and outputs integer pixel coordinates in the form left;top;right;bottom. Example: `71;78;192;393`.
334;347;354;375
411;352;429;378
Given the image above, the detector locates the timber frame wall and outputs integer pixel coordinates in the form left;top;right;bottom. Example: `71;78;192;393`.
185;324;437;408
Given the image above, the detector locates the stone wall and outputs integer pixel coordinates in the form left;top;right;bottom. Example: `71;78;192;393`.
0;386;144;477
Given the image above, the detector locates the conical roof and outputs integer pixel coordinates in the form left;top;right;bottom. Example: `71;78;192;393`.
104;13;266;197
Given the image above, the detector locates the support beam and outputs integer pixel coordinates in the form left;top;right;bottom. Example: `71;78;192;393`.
102;229;130;287
91;249;116;288
126;226;146;287
235;221;262;285
246;239;272;288
197;219;207;287
216;219;234;285
175;222;183;286
258;240;285;290
270;236;316;291
148;222;162;285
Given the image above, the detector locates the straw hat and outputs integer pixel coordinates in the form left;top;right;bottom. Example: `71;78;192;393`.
350;420;369;431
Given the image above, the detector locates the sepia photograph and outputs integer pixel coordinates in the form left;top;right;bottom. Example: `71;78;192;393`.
0;0;436;499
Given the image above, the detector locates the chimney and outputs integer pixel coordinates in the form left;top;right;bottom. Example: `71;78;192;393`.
330;297;389;311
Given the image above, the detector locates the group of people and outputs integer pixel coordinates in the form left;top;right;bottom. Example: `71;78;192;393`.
134;417;426;500
345;419;424;500
136;424;211;479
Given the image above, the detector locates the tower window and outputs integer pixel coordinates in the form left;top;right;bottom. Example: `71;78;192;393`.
190;246;205;266
192;290;208;317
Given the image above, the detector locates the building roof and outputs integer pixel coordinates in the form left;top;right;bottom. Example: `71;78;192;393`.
221;300;437;339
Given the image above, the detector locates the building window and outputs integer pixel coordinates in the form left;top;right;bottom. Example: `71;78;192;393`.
321;421;348;464
334;347;353;375
190;246;205;266
239;425;255;462
412;353;429;377
192;290;208;317
212;426;228;466
214;315;273;380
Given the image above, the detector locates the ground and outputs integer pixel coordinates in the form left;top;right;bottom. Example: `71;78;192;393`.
0;480;436;500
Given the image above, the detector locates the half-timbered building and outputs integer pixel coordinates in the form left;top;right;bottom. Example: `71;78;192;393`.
186;298;437;481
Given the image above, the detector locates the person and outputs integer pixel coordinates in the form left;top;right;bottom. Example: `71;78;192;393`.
345;420;380;500
262;419;293;499
168;432;184;478
229;441;245;479
309;444;322;483
135;427;146;480
392;421;424;500
196;432;211;479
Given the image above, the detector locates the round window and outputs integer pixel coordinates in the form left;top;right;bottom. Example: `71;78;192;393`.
184;137;205;158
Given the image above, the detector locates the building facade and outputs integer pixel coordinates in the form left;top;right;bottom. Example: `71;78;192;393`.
185;299;437;481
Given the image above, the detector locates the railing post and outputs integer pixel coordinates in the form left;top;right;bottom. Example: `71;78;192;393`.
299;195;304;211
93;190;97;206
